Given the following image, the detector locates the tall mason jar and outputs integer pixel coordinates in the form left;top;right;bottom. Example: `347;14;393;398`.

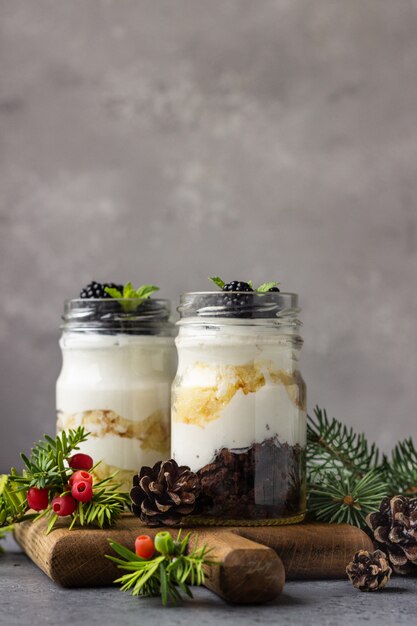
171;291;306;525
56;298;177;491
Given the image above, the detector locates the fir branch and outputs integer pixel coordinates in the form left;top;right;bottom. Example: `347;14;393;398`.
69;477;129;531
308;469;389;527
306;406;390;528
107;531;217;605
0;526;12;553
307;406;380;481
0;526;7;545
0;473;32;528
12;427;89;490
2;429;130;534
37;475;130;534
384;438;417;496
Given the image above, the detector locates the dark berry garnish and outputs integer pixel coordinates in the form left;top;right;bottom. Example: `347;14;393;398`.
79;281;123;299
268;286;280;292
222;281;253;293
221;281;253;314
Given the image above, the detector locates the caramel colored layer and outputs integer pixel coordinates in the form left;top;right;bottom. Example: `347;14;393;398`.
57;408;169;455
172;361;306;428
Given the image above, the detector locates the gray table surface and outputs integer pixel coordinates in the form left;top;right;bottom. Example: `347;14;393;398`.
1;535;416;626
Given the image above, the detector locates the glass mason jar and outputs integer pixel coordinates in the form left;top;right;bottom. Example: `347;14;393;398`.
56;298;177;491
171;291;306;525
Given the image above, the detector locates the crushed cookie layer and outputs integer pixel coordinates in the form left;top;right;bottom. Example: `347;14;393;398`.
57;408;170;454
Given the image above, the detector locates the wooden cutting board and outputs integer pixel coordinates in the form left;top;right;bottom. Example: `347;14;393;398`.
14;515;373;604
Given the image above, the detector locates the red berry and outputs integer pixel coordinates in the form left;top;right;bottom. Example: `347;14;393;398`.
71;480;93;503
69;470;93;487
27;487;49;511
68;453;93;471
135;535;155;560
52;494;77;517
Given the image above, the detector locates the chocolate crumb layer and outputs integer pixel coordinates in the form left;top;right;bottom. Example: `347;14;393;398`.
197;437;305;520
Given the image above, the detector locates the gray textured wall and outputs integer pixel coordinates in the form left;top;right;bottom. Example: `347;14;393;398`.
1;0;417;472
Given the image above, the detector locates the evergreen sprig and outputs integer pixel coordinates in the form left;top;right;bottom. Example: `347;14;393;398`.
0;526;11;554
13;427;89;490
307;406;380;481
383;438;417;496
308;469;388;527
0;473;32;528
307;406;417;528
1;428;130;535
107;531;216;605
39;475;130;535
0;475;18;552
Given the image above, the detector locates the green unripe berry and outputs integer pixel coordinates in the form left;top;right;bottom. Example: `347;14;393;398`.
154;531;175;556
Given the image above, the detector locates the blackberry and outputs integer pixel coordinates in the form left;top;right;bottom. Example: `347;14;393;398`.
79;281;123;299
268;287;280;292
222;281;253;315
222;281;253;293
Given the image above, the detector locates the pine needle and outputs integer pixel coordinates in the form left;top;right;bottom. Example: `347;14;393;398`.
306;405;417;527
106;532;218;605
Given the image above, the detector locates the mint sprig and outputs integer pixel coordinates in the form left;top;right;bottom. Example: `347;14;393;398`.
209;277;280;292
105;282;160;312
209;276;225;289
257;281;280;292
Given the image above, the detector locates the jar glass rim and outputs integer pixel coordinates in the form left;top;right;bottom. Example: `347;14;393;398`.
61;298;175;335
65;298;172;305
179;291;298;296
177;291;300;320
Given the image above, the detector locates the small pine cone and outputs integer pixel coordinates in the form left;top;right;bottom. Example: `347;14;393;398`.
346;550;392;592
366;495;417;575
130;459;200;527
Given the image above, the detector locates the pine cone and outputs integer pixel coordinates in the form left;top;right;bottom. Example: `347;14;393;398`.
366;495;417;575
130;459;200;527
346;550;391;592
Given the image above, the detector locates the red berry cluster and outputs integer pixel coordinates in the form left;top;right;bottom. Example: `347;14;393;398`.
26;453;94;517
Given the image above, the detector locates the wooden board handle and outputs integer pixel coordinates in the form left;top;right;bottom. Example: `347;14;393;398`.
190;530;285;604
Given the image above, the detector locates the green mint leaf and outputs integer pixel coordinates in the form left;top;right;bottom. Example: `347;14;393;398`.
209;276;225;289
104;287;122;299
257;281;280;293
105;282;160;312
122;282;136;299
135;285;159;299
248;280;253;288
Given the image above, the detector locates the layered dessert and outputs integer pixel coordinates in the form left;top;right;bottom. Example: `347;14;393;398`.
56;282;177;491
171;278;306;524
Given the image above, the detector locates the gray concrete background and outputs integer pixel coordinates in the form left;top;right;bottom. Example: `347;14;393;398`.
1;0;417;471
